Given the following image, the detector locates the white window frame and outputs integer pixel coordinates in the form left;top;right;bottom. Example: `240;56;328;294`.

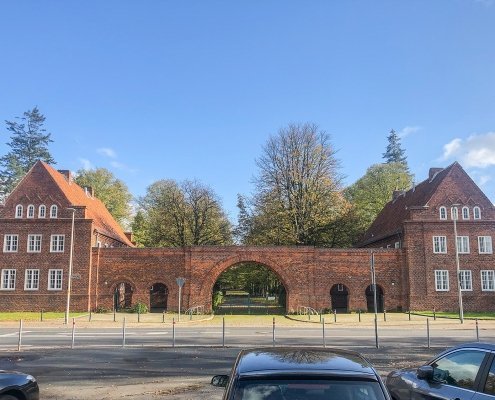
481;270;495;291
394;241;400;249
50;205;58;218
473;206;481;220
439;206;447;220
1;269;16;290
478;236;493;254
27;204;35;218
435;270;449;291
48;269;63;291
456;236;470;254
3;234;19;253
27;234;42;253
38;205;46;218
462;206;470;220
433;236;447;254
50;235;65;253
451;206;459;220
15;204;23;219
460;270;472;291
24;269;40;290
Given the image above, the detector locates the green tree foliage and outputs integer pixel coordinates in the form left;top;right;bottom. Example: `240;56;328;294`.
74;168;132;227
136;179;232;247
237;123;348;246
344;162;413;240
0;107;55;197
383;129;407;165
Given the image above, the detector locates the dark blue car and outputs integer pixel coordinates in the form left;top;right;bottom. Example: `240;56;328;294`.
0;370;39;400
386;342;495;400
212;347;390;400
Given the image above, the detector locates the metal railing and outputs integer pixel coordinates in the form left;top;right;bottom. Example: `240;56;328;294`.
185;305;205;320
297;306;320;321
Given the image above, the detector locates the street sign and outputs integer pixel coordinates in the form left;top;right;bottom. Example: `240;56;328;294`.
176;277;186;287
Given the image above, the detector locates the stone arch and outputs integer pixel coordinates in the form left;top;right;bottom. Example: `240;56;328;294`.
108;277;137;311
365;284;384;312
330;283;349;313
199;253;291;311
149;282;169;312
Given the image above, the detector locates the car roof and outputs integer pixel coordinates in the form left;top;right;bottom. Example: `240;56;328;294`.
435;342;495;358
235;347;378;379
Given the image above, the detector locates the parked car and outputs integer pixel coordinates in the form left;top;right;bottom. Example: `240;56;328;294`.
211;347;390;400
386;342;495;400
0;370;39;400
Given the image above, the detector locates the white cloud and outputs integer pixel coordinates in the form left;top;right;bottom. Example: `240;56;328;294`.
479;175;492;186
398;126;421;139
110;161;138;174
442;138;463;160
97;147;117;158
78;158;94;171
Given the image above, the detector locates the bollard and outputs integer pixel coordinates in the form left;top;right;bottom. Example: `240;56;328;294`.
162;311;165;323
476;319;480;342
89;309;92;322
138;309;140;323
222;317;225;348
272;317;275;347
41;309;44;322
17;320;23;352
122;317;126;348
322;317;326;348
408;310;411;321
113;308;116;322
333;310;337;323
433;308;436;321
427;318;430;348
358;309;361;322
71;318;76;349
374;316;379;349
383;309;387;322
172;318;176;348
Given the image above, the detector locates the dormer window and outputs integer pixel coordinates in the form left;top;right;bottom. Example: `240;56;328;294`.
27;205;35;218
473;206;481;220
439;206;447;220
451;206;459;220
50;205;58;218
15;205;23;218
39;205;46;218
462;206;470;220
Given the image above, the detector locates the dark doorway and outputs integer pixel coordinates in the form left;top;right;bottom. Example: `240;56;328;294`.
150;283;168;312
114;282;133;311
330;284;349;313
365;284;384;312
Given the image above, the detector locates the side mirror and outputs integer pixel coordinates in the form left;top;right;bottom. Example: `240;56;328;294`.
417;365;434;380
211;375;229;387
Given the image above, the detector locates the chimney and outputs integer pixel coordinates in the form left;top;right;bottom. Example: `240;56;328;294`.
392;190;405;201
58;169;73;183
84;186;94;197
429;168;443;181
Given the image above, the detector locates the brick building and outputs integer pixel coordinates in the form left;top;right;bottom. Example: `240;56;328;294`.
0;160;494;313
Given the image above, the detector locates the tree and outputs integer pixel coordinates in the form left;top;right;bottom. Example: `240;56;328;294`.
237;123;345;246
0;107;55;197
383;129;407;165
344;162;413;240
74;168;132;226
136;179;232;247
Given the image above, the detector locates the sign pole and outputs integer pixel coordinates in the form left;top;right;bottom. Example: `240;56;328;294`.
176;277;186;322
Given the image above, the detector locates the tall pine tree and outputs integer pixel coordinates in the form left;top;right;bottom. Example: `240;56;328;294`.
0;107;55;197
383;129;407;165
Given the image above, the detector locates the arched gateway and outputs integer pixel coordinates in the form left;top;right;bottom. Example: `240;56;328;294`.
95;246;403;314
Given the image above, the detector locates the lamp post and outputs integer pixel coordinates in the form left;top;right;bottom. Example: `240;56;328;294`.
451;204;464;324
65;208;76;325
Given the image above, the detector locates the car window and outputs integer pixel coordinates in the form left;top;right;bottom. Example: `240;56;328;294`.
431;350;486;390
484;357;495;395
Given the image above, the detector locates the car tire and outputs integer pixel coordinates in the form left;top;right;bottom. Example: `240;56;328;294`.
0;395;20;400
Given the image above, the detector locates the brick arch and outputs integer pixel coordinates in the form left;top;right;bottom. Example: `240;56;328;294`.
198;253;291;306
106;276;137;295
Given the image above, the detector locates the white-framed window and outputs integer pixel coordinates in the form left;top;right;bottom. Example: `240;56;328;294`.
473;206;481;220
433;236;447;254
439;206;447;220
451;206;459;220
394;241;400;249
38;205;46;218
481;270;495;291
27;234;42;253
478;236;493;254
24;269;39;290
462;206;470;220
48;269;63;290
27;204;35;218
456;236;470;254
3;234;19;253
50;235;65;253
460;270;472;291
50;205;58;218
435;270;449;291
1;269;16;290
15;204;23;218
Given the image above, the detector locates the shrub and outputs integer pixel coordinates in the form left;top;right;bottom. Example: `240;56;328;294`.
94;306;109;314
213;291;224;308
129;302;148;314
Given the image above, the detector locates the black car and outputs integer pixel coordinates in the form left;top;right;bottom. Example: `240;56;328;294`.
386;342;495;400
211;347;391;400
0;370;39;400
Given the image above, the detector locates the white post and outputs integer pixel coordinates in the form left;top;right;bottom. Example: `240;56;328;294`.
65;208;76;325
452;205;464;324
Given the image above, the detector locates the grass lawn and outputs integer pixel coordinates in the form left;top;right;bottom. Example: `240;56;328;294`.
413;311;495;320
0;311;87;321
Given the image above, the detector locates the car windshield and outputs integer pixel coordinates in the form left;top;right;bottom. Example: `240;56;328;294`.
233;378;386;400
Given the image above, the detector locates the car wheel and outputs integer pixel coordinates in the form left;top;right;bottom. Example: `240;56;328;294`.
0;395;20;400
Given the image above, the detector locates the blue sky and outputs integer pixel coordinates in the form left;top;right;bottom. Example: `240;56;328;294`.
1;1;495;220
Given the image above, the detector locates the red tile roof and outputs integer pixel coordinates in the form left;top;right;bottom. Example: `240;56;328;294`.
39;161;134;247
